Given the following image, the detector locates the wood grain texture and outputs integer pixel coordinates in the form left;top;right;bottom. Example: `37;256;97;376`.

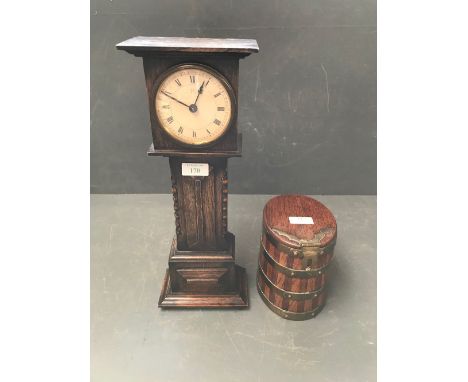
263;194;337;249
116;36;259;55
169;157;228;250
257;195;337;320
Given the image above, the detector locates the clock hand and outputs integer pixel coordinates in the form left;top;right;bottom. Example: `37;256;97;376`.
193;81;205;106
188;81;205;113
161;91;190;108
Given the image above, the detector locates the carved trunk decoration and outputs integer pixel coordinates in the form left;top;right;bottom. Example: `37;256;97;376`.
169;157;228;251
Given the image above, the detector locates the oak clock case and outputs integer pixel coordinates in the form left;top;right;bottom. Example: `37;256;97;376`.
116;36;259;309
153;64;236;148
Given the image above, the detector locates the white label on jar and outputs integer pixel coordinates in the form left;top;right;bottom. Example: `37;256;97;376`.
289;216;314;224
182;163;209;176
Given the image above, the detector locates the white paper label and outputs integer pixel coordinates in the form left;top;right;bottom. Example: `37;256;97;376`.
182;163;209;176
289;216;314;224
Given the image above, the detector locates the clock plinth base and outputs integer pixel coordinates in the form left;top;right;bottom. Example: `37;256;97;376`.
158;234;248;309
158;265;248;309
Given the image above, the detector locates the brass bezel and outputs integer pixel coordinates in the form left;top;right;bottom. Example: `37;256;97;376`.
153;63;237;148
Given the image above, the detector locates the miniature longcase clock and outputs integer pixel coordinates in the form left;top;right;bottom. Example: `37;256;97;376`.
116;36;259;308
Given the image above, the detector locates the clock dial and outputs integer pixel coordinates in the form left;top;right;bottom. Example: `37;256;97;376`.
155;64;234;146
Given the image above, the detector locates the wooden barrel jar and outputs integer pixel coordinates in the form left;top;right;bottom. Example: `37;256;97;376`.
257;195;337;320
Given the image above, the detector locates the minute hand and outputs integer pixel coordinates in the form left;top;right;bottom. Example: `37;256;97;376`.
161;91;190;108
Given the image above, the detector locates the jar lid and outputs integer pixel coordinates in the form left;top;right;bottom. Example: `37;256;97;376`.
263;195;337;249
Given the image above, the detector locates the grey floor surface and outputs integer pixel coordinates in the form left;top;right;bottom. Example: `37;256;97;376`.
91;194;376;382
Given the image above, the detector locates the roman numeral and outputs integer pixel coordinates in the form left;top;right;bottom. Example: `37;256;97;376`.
167;116;173;124
192;131;197;137
213;119;221;126
205;79;210;87
206;129;211;134
217;107;225;111
214;92;222;98
162;105;170;109
175;78;181;86
190;75;195;83
178;126;183;134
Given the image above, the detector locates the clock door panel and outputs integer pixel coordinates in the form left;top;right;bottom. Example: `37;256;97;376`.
169;157;228;251
181;174;216;249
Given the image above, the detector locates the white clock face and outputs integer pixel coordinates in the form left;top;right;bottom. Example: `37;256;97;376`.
155;64;234;146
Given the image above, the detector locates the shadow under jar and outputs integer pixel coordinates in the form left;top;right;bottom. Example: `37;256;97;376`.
257;195;337;320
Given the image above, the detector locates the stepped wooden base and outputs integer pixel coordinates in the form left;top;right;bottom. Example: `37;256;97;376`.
158;265;248;308
158;233;249;309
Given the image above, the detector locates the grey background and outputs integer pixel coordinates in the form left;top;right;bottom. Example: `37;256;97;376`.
91;0;376;195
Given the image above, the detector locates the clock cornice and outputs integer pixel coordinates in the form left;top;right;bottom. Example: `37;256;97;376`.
116;36;259;57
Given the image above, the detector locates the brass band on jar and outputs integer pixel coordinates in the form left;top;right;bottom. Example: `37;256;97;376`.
257;261;324;299
256;276;325;321
259;240;334;278
262;227;336;260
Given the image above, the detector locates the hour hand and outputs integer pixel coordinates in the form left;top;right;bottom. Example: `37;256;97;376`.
193;81;205;106
161;91;190;108
198;81;205;95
